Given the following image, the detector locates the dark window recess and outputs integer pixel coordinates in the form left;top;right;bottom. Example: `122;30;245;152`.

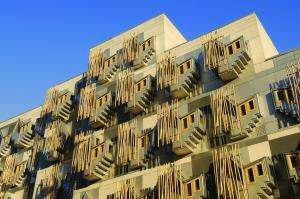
287;88;294;102
228;45;233;55
257;164;264;176
141;137;145;148
249;100;254;110
277;90;285;101
101;145;104;152
143;79;147;86
183;118;188;129
187;61;191;69
137;83;141;91
95;148;98;158
190;114;195;123
180;65;184;74
290;155;297;168
187;183;192;196
109;145;113;153
248;168;255;182
235;41;241;49
240;104;246;116
195;179;200;190
143;44;146;51
108;59;110;66
147;40;151;46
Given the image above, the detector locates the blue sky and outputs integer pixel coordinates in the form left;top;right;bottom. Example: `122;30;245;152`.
0;1;299;121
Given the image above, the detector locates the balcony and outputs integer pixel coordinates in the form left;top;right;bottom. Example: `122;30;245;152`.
0;142;11;157
218;37;251;81
52;90;73;122
89;89;114;128
14;121;34;149
84;140;115;181
244;157;277;199
170;58;200;99
133;37;156;70
283;152;300;183
172;109;207;155
128;75;155;114
100;53;121;83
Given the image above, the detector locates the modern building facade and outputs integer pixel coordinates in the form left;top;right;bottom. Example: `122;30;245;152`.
0;13;299;199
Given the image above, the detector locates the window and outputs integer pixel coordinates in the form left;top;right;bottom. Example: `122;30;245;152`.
183;118;188;129
257;164;264;176
240;104;246;116
290;155;297;168
143;79;147;86
142;43;146;51
141;136;145;148
187;61;191;69
287;88;294;102
239;99;255;116
180;65;184;74
187;182;192;196
247;168;255;182
277;90;285;101
228;45;233;55
235;41;240;49
190;114;195;124
147;40;151;46
105;95;108;102
249;100;254;110
94;148;98;158
137;83;141;91
195;178;200;190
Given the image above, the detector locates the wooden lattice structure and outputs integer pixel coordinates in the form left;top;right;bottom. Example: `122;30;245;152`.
122;34;139;63
77;84;96;121
115;178;136;199
36;164;63;199
29;137;44;171
0;154;17;186
41;88;60;117
203;36;227;70
156;100;179;147
87;49;105;82
43;120;66;153
285;60;300;119
71;132;92;174
212;144;248;199
116;119;138;165
115;68;134;106
210;85;241;138
156;53;177;90
157;163;183;199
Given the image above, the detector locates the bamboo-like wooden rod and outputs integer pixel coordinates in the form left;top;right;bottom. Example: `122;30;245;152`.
156;53;177;90
115;68;134;106
116;119;138;165
212;144;248;199
77;83;96;121
156;100;179;147
88;49;105;82
115;178;136;199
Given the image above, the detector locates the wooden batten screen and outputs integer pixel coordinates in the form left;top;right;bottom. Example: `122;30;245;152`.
115;68;134;106
210;85;241;137
122;34;139;63
71;132;92;174
157;100;179;147
0;154;17;186
77;84;96;121
116;119;138;165
285;60;300;118
212;144;248;199
115;178;136;199
41;88;60;117
88;49;105;82
29;138;44;171
203;37;227;70
156;54;178;90
38;164;62;199
43;120;65;153
157;163;183;199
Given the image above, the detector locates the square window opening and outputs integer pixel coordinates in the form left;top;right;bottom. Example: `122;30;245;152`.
248;168;255;182
257;164;264;176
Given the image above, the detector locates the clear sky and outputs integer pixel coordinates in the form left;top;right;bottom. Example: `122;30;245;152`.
0;1;299;121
